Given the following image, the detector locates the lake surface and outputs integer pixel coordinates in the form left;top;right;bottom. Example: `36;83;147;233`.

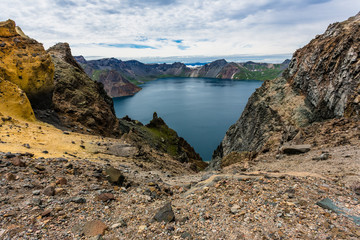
113;78;262;161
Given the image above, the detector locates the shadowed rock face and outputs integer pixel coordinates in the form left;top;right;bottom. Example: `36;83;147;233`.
47;43;120;137
0;19;54;109
210;13;360;169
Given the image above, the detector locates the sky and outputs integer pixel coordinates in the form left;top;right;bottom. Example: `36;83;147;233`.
1;0;359;63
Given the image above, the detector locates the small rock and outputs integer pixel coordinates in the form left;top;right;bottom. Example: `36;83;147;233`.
65;163;73;169
43;186;55;196
70;197;86;203
35;165;46;171
63;131;70;135
281;144;311;154
138;225;147;232
5;152;16;158
82;220;107;237
181;232;192;239
312;152;330;161
230;204;241;214
96;193;115;202
56;177;67;185
32;190;41;195
105;166;125;186
22;143;30;149
31;198;42;206
153;202;175;223
5;173;16;181
41;208;52;217
55;188;66;195
11;157;26;167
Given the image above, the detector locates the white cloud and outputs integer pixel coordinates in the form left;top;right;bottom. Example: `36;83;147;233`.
1;0;359;61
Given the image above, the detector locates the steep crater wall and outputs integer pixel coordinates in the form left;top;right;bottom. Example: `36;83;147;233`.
210;13;360;169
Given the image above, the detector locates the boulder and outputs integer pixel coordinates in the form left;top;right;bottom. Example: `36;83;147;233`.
105;166;125;186
281;144;311;154
153;202;175;223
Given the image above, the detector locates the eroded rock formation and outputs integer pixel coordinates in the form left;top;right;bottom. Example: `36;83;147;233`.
210;12;360;169
0;19;54;109
47;43;121;137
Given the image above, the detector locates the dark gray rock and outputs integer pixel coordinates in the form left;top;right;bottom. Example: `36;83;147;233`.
70;197;86;203
43;186;55;196
153;202;175;223
281;144;311;154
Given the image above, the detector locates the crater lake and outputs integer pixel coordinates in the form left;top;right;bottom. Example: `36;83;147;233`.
113;78;262;161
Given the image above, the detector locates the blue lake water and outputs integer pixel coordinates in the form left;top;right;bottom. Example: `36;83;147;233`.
113;78;262;161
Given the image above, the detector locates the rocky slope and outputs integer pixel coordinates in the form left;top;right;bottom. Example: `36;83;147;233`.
76;56;289;97
1;16;360;240
210;13;360;169
97;70;141;98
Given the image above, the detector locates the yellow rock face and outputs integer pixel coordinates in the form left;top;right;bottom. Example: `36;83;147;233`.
0;78;35;121
0;19;54;105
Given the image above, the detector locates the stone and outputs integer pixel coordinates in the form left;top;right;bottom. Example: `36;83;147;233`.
41;208;52;217
312;152;330;161
32;190;41;195
5;173;16;181
181;232;192;239
230;204;241;214
96;193;115;202
43;186;55;196
153;202;175;223
138;225;147;232
70;197;86;203
82;220;107;237
56;177;67;185
105;166;125;186
35;165;45;171
281;145;311;154
22;143;30;149
55;188;66;195
11;157;26;167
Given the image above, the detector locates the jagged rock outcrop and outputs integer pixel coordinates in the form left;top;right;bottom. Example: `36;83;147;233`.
119;113;208;171
210;13;360;169
0;19;54;109
47;43;120;137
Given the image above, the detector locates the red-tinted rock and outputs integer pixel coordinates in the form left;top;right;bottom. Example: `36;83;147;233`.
82;220;107;237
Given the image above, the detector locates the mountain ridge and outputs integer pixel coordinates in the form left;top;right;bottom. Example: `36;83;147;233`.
75;56;289;98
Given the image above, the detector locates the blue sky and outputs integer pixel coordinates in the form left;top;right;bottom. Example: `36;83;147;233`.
1;0;359;63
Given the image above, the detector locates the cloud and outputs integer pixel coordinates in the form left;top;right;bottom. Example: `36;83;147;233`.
1;0;359;61
98;43;157;49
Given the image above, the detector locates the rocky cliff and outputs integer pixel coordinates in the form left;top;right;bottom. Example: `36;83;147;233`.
97;70;141;98
0;19;54;109
47;43;121;137
210;13;360;169
76;57;289;97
